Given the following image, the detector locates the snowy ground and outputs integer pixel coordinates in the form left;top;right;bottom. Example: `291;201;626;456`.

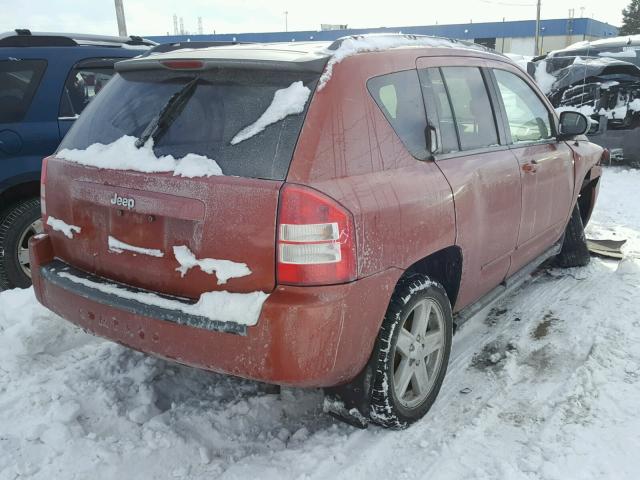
1;168;640;480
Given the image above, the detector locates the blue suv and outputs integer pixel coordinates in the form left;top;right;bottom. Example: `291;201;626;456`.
0;30;155;289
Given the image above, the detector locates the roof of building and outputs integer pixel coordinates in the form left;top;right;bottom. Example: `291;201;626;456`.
148;18;619;45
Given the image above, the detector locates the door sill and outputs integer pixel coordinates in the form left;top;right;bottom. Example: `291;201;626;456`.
453;238;562;330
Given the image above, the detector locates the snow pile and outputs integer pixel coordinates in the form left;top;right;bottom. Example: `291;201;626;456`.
172;154;223;178
504;53;531;72
599;105;631;120
2;169;640;478
598;48;638;58
573;55;623;67
230;81;310;145
556;105;596;117
318;35;482;90
58;271;267;327
58;135;223;177
570;34;640;49
551;35;640;56
173;245;251;285
46;216;81;239
108;236;164;258
535;60;556;94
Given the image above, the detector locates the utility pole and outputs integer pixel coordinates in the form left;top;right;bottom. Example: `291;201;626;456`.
534;0;541;56
284;11;288;32
114;0;127;37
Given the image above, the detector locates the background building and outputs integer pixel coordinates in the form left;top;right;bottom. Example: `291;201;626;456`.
148;17;618;56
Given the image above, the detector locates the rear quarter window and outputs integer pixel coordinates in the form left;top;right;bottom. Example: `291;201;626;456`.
0;59;47;123
367;70;429;160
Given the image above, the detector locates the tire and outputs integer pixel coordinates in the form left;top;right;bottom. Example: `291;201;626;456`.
368;275;453;429
0;198;42;290
556;203;590;268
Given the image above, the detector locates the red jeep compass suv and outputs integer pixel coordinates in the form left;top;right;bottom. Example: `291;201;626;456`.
29;35;603;429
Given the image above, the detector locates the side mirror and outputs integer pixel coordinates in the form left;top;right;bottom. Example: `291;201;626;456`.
557;111;589;140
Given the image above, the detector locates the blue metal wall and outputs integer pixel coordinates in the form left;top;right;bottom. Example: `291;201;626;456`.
148;18;618;44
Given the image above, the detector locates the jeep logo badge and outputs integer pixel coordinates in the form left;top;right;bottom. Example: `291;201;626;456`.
110;193;135;210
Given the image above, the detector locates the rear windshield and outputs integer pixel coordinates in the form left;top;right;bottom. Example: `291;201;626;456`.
58;68;319;180
0;59;47;123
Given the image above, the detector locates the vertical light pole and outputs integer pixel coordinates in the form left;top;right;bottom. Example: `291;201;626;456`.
534;0;541;55
284;11;288;32
114;0;127;37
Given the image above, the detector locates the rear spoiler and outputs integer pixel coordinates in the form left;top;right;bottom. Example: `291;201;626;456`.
116;55;330;74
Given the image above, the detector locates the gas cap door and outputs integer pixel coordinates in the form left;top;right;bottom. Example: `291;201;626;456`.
0;129;23;156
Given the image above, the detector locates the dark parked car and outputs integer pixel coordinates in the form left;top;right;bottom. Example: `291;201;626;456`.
0;30;155;289
30;35;604;428
529;35;640;166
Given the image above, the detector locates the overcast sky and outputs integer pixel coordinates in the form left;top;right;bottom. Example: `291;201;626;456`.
1;0;631;37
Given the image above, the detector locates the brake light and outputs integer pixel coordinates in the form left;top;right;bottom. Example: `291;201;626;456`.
277;184;357;286
601;148;610;165
161;60;204;70
40;156;49;216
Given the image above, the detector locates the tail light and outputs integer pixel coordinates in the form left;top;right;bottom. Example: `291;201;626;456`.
40;156;49;217
600;148;610;165
161;60;204;70
277;184;357;286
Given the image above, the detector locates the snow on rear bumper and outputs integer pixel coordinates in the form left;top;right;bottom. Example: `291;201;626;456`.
29;234;401;387
39;259;248;335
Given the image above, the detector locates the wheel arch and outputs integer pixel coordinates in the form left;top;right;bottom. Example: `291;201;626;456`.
401;246;463;308
577;175;600;228
0;179;40;212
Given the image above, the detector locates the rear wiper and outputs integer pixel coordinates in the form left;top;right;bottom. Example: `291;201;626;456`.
135;76;199;148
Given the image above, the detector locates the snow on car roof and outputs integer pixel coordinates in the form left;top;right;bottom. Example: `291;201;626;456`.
550;34;640;56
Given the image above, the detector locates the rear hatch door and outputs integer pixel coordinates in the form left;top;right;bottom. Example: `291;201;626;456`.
45;62;320;298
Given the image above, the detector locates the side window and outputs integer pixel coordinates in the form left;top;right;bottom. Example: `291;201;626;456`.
59;65;115;118
440;67;499;151
493;69;553;143
418;68;459;154
367;70;428;159
0;59;47;123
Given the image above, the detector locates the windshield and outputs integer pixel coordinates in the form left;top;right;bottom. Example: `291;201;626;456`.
58;68;319;180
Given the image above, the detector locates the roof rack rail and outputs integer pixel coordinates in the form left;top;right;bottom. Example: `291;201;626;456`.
142;40;254;57
0;30;156;48
326;32;490;52
0;32;76;47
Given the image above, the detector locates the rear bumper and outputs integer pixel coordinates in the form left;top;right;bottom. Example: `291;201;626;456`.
30;234;401;387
